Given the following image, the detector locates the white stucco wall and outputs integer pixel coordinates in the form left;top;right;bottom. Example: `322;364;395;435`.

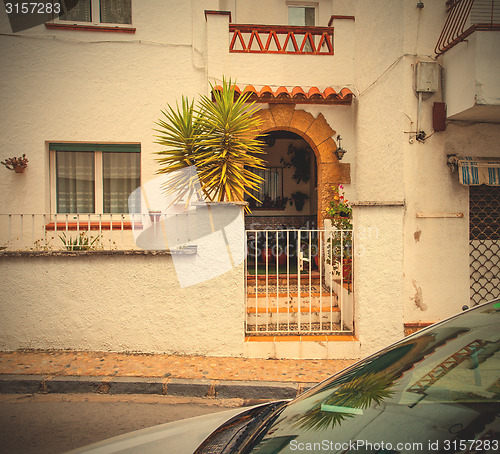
444;32;500;121
205;4;355;91
1;0;498;359
0;253;245;355
0;0;213;214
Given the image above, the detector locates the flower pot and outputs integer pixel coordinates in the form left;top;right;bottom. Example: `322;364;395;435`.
148;211;162;222
261;248;287;265
14;166;26;173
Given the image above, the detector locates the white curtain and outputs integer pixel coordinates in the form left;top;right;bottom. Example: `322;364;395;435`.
103;152;140;213
100;0;132;24
59;0;91;22
56;151;95;213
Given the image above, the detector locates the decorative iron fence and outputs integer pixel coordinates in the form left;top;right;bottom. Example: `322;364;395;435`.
245;228;353;335
436;0;500;55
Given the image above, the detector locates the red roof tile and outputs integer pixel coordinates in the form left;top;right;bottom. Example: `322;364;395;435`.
212;85;354;105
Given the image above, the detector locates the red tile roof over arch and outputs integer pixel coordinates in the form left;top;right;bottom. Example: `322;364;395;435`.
212;85;354;105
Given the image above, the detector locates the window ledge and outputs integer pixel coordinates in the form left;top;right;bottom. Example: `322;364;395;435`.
45;22;136;33
0;248;197;257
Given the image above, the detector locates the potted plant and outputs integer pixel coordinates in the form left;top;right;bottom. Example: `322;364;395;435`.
326;185;353;283
291;191;309;211
280;144;311;183
258;230;288;266
148;210;162;222
1;154;28;173
154;78;265;208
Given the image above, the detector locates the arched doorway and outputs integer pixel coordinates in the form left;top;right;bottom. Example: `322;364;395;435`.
245;104;353;337
251;104;350;227
246;130;317;230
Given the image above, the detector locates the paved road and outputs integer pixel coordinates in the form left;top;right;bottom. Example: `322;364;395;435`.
0;393;244;454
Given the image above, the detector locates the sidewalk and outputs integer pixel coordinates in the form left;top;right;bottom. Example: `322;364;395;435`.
0;350;358;400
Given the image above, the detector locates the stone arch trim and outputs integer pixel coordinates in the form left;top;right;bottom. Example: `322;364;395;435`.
252;104;351;225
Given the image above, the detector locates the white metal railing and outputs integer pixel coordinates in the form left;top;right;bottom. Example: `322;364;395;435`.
0;213;193;252
245;228;353;335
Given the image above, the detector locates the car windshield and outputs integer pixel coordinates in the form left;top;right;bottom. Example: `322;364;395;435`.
245;301;500;454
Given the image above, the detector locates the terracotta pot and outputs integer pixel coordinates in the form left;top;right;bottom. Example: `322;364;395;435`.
261;248;287;265
148;211;162;222
14;166;26;173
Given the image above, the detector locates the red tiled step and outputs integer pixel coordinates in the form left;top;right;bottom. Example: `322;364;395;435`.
245;334;358;342
246;306;340;314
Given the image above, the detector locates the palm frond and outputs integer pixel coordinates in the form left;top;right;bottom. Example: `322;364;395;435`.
154;78;265;206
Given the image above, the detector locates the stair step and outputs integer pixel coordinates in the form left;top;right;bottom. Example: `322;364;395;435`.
245;334;358;342
247;306;340;314
246;321;344;333
247;292;329;298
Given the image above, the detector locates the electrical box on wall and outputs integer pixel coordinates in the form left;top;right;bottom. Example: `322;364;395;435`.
415;61;440;93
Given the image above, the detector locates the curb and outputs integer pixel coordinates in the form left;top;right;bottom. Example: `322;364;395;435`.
0;375;317;400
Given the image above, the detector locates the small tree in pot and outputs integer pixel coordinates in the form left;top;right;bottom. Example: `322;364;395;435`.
154;78;265;206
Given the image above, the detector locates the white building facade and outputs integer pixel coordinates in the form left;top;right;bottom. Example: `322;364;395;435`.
0;0;498;359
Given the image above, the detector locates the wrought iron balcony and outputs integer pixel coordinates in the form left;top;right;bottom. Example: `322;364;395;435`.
436;0;500;55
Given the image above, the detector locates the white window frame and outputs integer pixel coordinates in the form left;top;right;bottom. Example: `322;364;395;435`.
287;2;318;27
286;2;318;52
54;0;133;27
49;143;141;216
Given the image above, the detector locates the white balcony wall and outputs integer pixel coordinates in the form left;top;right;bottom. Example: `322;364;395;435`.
444;31;500;122
205;11;355;89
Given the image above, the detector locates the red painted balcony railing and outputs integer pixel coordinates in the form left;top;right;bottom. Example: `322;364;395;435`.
436;0;500;55
229;24;334;55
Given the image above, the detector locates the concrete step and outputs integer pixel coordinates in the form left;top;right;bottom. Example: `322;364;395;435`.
246;273;323;286
247;309;341;329
246;293;338;309
244;334;361;359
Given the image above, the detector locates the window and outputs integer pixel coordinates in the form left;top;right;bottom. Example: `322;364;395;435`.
288;4;316;52
288;5;316;27
49;143;141;214
58;0;132;25
248;167;285;209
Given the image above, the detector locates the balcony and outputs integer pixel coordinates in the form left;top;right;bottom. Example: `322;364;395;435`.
229;24;333;55
0;213;194;253
437;0;500;122
205;12;355;89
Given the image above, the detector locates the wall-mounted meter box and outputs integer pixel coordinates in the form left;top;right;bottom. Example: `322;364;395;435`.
415;61;440;93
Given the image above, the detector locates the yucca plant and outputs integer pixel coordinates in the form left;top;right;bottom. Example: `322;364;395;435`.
154;78;265;206
59;232;101;251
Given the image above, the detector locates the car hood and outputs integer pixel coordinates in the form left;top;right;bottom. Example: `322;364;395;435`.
66;406;252;454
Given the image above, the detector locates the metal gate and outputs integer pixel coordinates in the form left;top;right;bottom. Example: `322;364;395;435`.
470;186;500;305
245;229;353;335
